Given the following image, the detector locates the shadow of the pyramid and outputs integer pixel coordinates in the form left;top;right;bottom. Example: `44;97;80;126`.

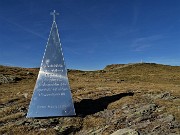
74;92;134;117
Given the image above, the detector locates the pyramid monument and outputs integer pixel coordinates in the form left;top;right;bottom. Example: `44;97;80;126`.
27;10;76;117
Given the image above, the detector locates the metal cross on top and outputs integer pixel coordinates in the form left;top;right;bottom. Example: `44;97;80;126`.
50;10;59;22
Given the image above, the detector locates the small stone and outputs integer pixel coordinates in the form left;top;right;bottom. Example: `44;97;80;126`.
111;128;139;135
53;125;60;130
40;128;46;131
161;114;175;122
18;106;27;112
23;93;28;98
50;118;59;125
15;120;26;125
27;72;33;75
153;92;175;100
156;106;165;112
136;104;157;116
152;125;161;131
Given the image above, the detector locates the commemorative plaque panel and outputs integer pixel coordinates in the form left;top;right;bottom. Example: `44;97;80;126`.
27;11;76;117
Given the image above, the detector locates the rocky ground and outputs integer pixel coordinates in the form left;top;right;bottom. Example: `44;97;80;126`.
0;63;180;135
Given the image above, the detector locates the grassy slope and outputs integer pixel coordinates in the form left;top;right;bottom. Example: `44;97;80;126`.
0;63;180;134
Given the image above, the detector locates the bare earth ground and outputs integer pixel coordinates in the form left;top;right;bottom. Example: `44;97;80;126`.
0;63;180;135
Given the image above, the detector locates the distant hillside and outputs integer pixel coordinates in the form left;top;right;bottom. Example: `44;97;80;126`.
104;63;179;71
103;63;180;85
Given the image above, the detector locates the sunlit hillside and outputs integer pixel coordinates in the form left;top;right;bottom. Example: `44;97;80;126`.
0;63;180;135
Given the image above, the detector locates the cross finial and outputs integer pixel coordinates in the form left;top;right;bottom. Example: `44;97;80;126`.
50;10;59;22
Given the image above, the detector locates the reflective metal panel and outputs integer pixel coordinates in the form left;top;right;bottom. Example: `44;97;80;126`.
27;16;76;117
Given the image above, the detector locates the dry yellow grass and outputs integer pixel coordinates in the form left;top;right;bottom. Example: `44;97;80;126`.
0;112;25;123
0;63;180;134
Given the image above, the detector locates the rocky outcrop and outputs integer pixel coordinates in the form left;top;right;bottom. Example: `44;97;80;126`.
0;74;21;84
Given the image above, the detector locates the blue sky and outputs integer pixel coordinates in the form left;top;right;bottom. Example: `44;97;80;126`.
0;0;180;70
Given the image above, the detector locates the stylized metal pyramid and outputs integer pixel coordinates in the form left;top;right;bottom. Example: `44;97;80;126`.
27;10;76;117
